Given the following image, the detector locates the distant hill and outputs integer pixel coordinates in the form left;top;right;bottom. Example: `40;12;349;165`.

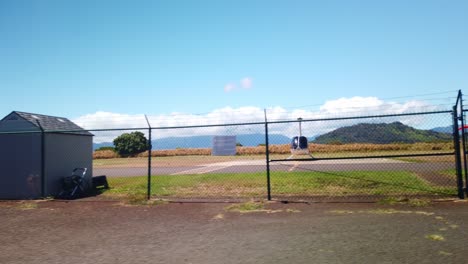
93;133;292;150
155;134;293;149
313;122;452;144
431;126;452;134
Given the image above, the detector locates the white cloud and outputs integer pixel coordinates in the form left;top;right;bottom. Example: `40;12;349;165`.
73;97;449;143
240;77;253;89
73;111;147;128
224;83;236;92
320;97;383;114
73;112;149;143
224;77;253;92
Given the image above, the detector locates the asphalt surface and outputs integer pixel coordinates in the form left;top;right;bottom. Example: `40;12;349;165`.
1;201;467;264
93;160;454;177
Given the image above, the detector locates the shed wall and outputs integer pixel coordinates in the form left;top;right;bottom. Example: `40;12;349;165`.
44;133;93;196
0;133;42;199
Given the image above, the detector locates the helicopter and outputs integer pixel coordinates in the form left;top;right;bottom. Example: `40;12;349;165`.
288;118;314;159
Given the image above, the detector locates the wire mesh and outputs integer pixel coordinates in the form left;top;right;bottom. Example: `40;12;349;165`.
92;129;150;201
0;108;462;202
268;111;457;201
149;124;268;201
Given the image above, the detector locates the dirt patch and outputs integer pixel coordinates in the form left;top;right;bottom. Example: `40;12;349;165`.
416;171;457;187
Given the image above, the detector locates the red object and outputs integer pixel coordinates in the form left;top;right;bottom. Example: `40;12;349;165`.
458;125;468;130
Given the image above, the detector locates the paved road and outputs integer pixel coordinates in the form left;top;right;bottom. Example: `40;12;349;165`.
1;201;468;264
94;159;454;177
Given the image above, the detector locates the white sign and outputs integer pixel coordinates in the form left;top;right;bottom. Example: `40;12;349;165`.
212;136;237;156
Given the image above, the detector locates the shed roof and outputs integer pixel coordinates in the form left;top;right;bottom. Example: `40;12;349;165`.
1;111;93;136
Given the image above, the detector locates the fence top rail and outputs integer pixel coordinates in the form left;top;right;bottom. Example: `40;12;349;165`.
0;110;453;135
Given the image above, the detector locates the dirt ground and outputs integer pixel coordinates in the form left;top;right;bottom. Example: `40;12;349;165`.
1;200;468;264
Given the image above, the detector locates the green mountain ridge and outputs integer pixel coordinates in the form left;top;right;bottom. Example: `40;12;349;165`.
313;122;452;144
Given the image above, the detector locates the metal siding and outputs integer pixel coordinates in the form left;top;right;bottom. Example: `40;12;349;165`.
0;117;39;132
44;134;93;196
0;134;42;199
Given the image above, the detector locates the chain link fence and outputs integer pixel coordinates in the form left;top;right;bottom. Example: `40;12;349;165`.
1;105;466;202
268;111;456;201
83;110;463;202
92;129;150;201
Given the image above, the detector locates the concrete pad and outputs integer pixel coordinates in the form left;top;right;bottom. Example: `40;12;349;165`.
208;158;407;167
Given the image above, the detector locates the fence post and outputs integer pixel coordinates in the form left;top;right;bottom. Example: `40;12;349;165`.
459;91;468;195
264;110;271;200
145;115;152;200
453;106;464;199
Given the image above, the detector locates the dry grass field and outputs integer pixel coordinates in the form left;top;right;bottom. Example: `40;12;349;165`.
93;142;454;159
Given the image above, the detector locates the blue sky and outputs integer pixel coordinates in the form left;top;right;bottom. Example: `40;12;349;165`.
1;0;467;125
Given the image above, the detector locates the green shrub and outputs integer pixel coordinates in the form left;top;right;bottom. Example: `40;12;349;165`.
113;131;149;157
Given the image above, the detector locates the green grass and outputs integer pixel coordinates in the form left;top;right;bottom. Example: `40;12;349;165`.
270;171;454;196
101;171;456;199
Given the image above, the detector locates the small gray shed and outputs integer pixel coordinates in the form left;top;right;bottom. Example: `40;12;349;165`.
0;111;93;199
